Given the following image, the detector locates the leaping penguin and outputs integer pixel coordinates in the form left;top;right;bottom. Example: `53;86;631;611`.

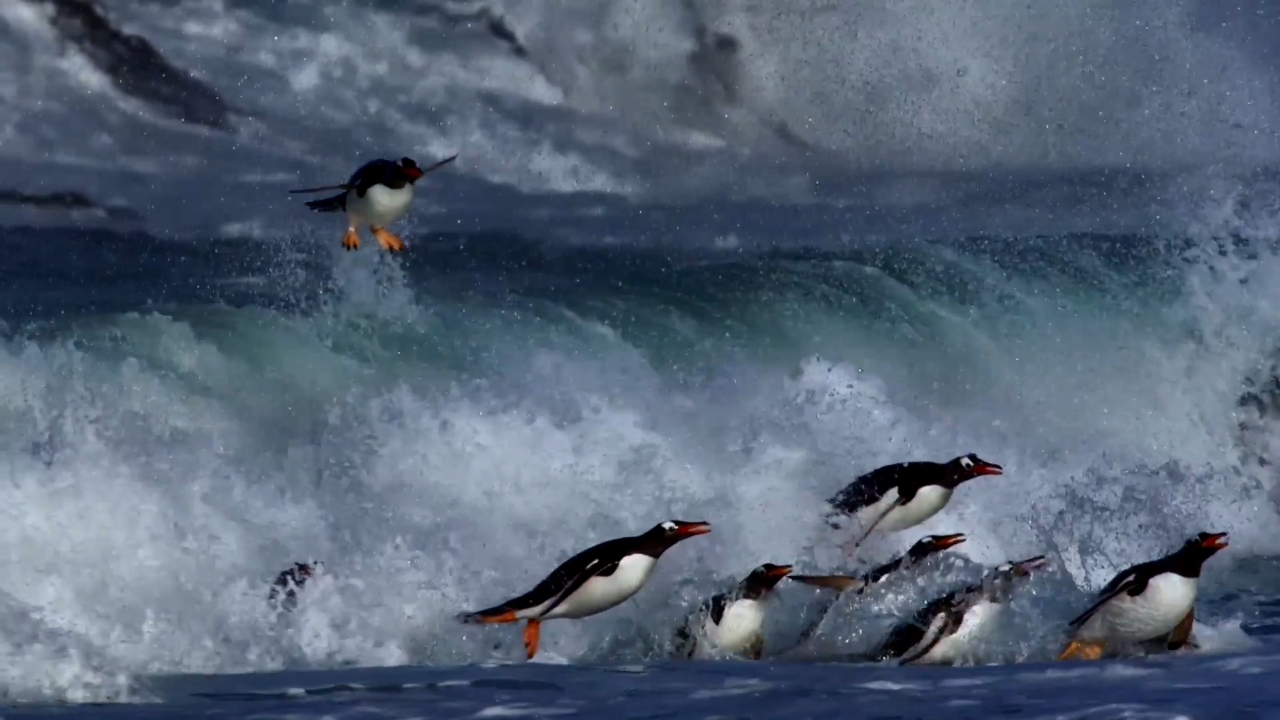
1057;531;1228;661
290;154;456;252
826;454;1003;553
790;533;969;594
870;554;1048;665
675;563;793;660
459;520;711;659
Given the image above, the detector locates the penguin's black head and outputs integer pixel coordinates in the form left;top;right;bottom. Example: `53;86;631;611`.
740;563;793;598
640;520;712;555
1173;532;1228;573
908;533;967;560
398;157;424;182
946;453;1003;486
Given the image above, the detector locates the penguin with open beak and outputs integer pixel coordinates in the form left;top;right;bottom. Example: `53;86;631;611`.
675;563;793;660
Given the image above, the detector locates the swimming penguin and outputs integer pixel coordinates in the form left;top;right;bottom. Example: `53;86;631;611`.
790;533;969;594
675;563;793;660
268;561;323;612
290;154;457;252
870;554;1047;665
786;534;968;649
459;520;712;659
1057;531;1228;661
826;454;1003;552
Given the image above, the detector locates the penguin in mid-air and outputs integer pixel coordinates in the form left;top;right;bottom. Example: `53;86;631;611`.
267;561;323;612
870;554;1048;665
459;520;712;659
675;563;793;660
826;454;1003;553
290;154;456;252
1057;531;1228;661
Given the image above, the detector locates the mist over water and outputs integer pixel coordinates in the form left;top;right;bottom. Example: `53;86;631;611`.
1;0;1280;707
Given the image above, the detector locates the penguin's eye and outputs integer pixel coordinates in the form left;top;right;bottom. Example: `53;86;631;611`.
661;521;677;533
959;456;974;470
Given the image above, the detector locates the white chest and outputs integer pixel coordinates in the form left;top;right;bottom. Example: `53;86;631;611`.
346;183;414;225
1079;573;1197;643
859;485;953;533
703;599;766;656
917;601;1001;665
543;554;656;620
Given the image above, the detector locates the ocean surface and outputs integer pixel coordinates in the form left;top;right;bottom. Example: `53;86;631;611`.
5;1;1280;717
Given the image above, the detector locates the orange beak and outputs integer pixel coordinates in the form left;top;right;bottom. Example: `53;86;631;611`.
404;166;425;180
765;564;794;579
934;533;967;549
973;462;1003;476
675;521;712;538
1200;532;1229;550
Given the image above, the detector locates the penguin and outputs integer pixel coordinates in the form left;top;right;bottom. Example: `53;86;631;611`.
459;520;712;659
790;533;969;594
871;554;1048;666
268;561;322;612
290;154;456;252
786;534;968;649
1057;531;1228;661
675;563;793;660
825;454;1003;552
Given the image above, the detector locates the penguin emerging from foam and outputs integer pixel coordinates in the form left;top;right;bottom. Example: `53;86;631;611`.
675;563;792;660
787;534;968;649
290;154;457;252
826;454;1003;553
459;520;711;659
268;561;323;612
871;554;1047;666
1057;531;1227;661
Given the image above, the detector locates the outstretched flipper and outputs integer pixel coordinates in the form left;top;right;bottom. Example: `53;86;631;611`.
1066;570;1149;630
895;613;953;666
290;184;353;194
842;498;905;555
789;575;865;593
304;193;347;213
523;619;541;659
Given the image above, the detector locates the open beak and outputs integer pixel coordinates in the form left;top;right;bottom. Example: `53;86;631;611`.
766;564;794;579
404;166;425;180
935;533;968;549
675;521;712;538
973;462;1003;476
1200;532;1229;550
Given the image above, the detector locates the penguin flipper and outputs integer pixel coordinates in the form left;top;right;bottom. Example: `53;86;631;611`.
303;193;347;213
290;184;352;194
1066;571;1147;629
789;575;865;593
844;497;906;554
896;613;951;666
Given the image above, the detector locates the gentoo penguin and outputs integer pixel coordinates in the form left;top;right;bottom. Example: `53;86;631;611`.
1057;531;1228;661
790;533;968;594
826;454;1003;552
787;534;968;649
268;561;323;612
290;154;457;252
459;520;711;659
871;554;1048;665
675;563;793;660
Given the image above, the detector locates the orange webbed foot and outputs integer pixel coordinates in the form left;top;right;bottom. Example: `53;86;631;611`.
370;225;405;252
341;228;360;250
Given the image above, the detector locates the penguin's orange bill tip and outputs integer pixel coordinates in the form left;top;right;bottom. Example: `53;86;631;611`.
765;565;793;578
936;534;967;548
1201;532;1229;549
974;462;1003;476
523;619;541;659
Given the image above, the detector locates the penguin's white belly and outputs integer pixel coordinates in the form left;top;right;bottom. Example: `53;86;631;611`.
914;601;1001;665
703;599;766;656
347;184;413;226
858;485;953;533
1077;573;1197;643
542;554;656;620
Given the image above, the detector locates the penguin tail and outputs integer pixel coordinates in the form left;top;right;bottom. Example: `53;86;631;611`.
457;606;520;624
303;193;347;213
